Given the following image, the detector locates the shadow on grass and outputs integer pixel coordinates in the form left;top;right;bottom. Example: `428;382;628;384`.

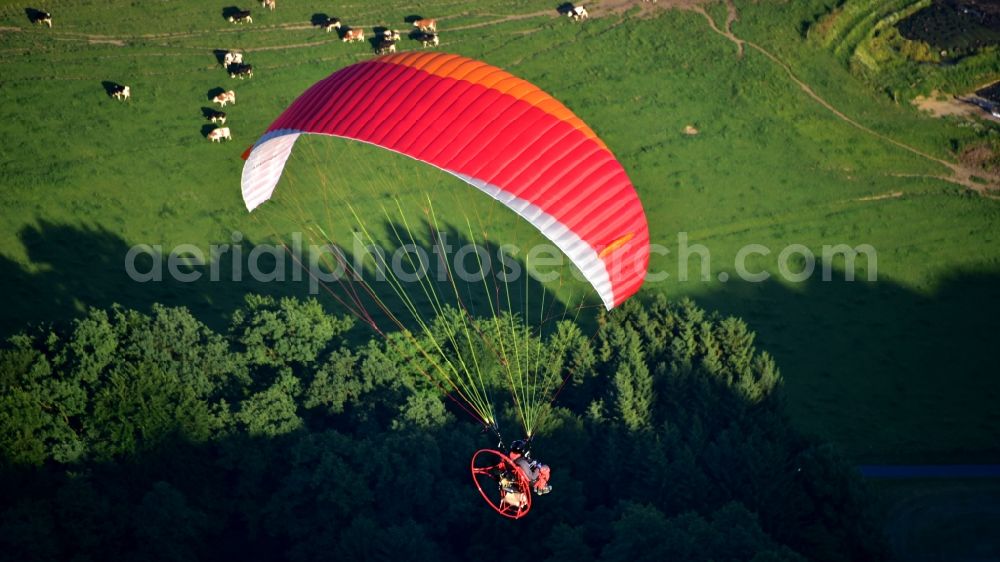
100;80;125;97
310;13;332;28
206;87;227;101
0;219;569;345
24;8;49;25
221;6;245;22
211;49;229;66
1;220;997;463
693;268;1000;463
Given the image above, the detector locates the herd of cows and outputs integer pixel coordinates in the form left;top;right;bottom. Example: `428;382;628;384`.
97;1;449;143
27;1;603;143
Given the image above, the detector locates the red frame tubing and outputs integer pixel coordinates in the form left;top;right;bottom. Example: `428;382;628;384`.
470;449;532;519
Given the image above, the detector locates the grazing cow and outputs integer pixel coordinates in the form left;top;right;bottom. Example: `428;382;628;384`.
342;28;364;43
375;38;396;55
208;111;227;125
30;10;52;27
229;64;253;79
413;18;436;32
212;90;236;107
569;6;588;21
228;10;252;24
110;84;130;101
382;29;401;41
413;31;439;47
208;127;232;142
323;17;341;32
223;51;244;67
260;0;275;11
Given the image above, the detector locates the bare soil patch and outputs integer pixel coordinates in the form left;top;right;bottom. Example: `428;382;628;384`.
912;83;1000;124
913;92;982;118
959;142;1000;176
857;191;903;201
593;0;713;17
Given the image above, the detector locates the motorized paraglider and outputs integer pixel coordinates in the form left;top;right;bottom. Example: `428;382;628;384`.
241;52;649;518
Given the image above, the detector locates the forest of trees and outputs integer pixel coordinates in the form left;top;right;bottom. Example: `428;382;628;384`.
0;294;888;561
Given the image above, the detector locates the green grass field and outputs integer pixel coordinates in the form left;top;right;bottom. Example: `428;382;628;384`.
1;0;998;463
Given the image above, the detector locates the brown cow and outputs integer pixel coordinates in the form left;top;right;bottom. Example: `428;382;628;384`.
212;90;236;107
342;28;364;43
413;18;436;32
207;127;232;142
260;0;275;11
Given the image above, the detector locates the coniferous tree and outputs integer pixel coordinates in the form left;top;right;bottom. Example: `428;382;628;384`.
0;295;890;561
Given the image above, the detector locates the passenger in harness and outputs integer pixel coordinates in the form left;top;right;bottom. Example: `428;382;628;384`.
508;439;552;495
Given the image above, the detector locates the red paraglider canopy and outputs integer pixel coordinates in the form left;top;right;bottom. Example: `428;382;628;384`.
242;52;649;310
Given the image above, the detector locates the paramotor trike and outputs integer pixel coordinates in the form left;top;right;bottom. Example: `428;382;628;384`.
470;449;532;519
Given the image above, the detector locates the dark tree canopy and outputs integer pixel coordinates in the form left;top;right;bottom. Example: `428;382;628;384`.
0;295;888;561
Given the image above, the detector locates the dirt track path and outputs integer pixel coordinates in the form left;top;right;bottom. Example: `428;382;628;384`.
688;0;998;193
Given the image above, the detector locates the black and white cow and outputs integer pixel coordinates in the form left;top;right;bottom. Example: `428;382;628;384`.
110;84;130;101
207;110;227;125
374;38;396;55
223;51;244;67
323;17;341;32
30;10;52;27
228;64;253;79
228;10;252;24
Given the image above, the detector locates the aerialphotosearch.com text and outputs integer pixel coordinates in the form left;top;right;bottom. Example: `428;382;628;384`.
125;231;877;293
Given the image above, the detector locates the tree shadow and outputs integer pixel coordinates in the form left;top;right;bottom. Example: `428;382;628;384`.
692;266;1000;463
0;221;309;340
0;218;570;345
286;217;573;340
2;219;997;467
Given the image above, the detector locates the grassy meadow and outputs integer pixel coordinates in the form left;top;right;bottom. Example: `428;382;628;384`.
1;0;998;463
